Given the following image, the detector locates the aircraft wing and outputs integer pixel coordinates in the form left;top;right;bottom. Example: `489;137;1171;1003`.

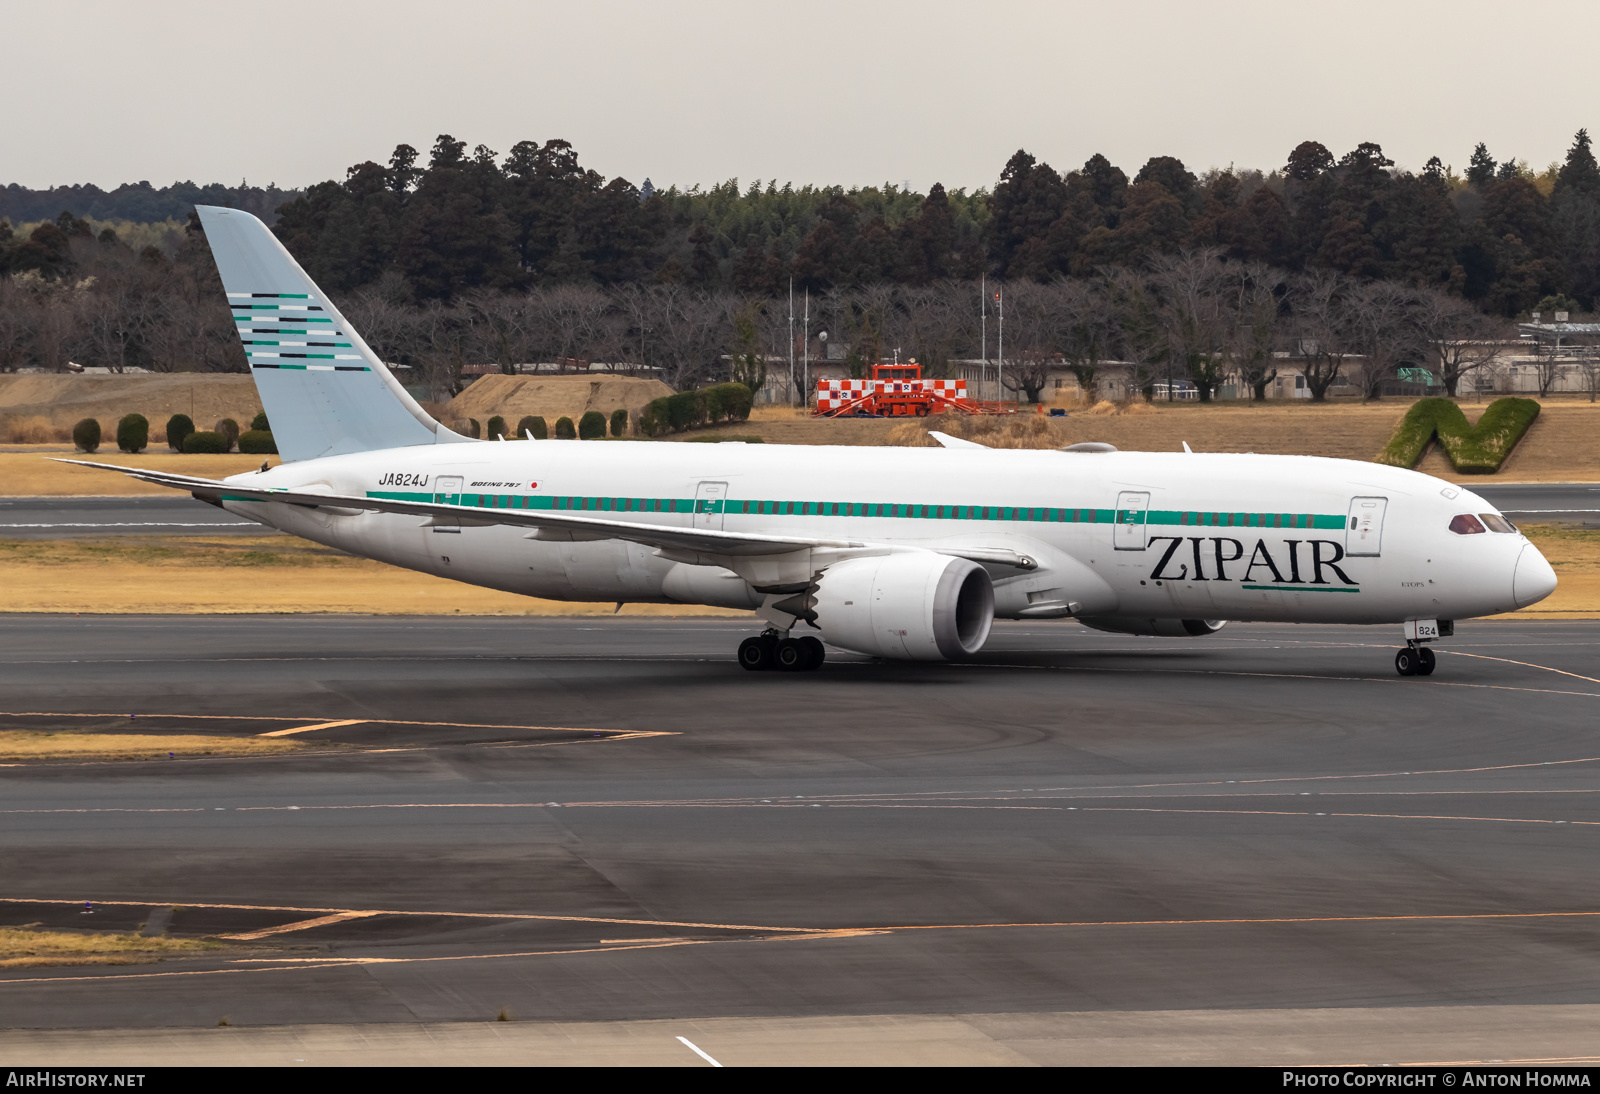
54;460;863;557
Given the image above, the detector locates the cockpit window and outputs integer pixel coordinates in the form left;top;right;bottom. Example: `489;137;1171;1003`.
1479;513;1517;534
1449;514;1487;535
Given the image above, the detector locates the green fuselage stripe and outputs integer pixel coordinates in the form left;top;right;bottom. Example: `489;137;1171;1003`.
1241;584;1362;593
365;490;1345;530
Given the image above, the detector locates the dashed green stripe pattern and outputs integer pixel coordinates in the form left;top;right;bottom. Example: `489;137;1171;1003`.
367;489;1344;529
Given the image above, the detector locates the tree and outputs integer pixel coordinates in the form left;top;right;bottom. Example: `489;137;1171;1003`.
1467;143;1497;189
729;304;767;397
1343;280;1418;400
1285;270;1359;401
987;150;1068;277
1415;289;1504;397
1285;141;1335;182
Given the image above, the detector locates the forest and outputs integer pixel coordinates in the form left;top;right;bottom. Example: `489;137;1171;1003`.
1;131;1597;402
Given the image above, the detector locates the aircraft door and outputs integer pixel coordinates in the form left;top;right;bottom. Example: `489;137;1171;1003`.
1114;491;1150;550
434;476;463;505
695;481;728;530
1346;496;1388;556
432;475;464;534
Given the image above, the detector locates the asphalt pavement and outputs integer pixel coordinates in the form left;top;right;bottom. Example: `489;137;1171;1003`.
0;496;264;537
1;614;1598;1063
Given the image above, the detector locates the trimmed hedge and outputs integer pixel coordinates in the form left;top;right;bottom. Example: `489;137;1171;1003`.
609;408;628;437
250;412;270;432
517;415;547;440
238;430;277;455
554;416;576;439
72;418;101;453
183;430;228;454
638;383;755;437
578;410;607;439
1375;397;1541;474
165;413;194;452
487;415;507;440
116;413;149;454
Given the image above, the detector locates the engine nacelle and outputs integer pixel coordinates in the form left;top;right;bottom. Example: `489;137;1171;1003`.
1077;615;1227;638
808;552;994;660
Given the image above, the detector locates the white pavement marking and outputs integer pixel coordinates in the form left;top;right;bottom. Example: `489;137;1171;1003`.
676;1036;723;1066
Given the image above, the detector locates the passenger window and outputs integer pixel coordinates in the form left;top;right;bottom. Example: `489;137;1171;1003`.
1479;513;1516;534
1449;514;1487;535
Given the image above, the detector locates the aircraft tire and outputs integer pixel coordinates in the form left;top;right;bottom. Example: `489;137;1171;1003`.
774;638;808;672
1417;647;1437;676
1395;648;1420;677
797;636;825;671
739;636;775;672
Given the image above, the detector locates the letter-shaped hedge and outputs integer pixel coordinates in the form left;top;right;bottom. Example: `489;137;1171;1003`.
1375;397;1541;474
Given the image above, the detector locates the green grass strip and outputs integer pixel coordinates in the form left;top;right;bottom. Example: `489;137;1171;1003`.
1374;397;1541;474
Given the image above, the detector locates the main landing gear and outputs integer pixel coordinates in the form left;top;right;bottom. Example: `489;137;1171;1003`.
1394;644;1436;677
739;631;826;672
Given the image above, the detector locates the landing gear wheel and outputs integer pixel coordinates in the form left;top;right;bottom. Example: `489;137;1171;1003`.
797;636;825;671
738;635;775;672
774;638;809;672
1417;647;1436;676
1395;648;1420;677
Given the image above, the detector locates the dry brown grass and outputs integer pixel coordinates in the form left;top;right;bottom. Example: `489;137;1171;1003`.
5;416;67;444
0;927;214;968
0;730;306;761
1496;525;1600;619
0;535;750;616
0;449;281;495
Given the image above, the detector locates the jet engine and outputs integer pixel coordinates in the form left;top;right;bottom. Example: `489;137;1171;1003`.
803;552;994;660
1076;615;1227;638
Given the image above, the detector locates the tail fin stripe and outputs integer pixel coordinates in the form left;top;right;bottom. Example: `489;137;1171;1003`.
196;204;462;461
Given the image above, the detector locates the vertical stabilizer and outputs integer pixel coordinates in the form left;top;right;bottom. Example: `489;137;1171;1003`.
195;205;467;462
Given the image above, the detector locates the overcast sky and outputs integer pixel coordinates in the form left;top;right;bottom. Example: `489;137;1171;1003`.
8;0;1599;193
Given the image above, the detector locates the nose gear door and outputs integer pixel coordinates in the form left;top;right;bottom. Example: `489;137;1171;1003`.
1346;496;1388;556
1114;490;1150;550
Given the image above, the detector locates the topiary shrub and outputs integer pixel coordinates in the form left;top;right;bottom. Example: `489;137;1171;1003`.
610;408;628;437
238;430;277;455
250;412;270;432
72;418;102;453
165;414;194;452
665;390;707;432
554;416;576;439
214;418;240;451
1375;397;1541;474
517;415;547;440
639;398;670;437
182;430;228;454
468;417;481;439
703;385;726;422
116;413;149;454
716;381;754;421
578;410;607;439
486;415;507;440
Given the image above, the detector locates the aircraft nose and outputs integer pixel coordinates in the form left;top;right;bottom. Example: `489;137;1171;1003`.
1514;544;1558;608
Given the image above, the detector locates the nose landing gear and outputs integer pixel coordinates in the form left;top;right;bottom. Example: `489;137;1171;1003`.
739;631;825;672
1394;644;1437;677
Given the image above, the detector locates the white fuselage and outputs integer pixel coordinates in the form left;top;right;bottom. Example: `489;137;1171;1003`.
220;440;1549;628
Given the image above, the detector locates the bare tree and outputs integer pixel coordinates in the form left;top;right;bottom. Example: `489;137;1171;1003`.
1048;278;1116;402
1146;249;1233;401
1285;271;1360;401
1343;280;1417;401
1414;289;1505;398
1224;263;1283;401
